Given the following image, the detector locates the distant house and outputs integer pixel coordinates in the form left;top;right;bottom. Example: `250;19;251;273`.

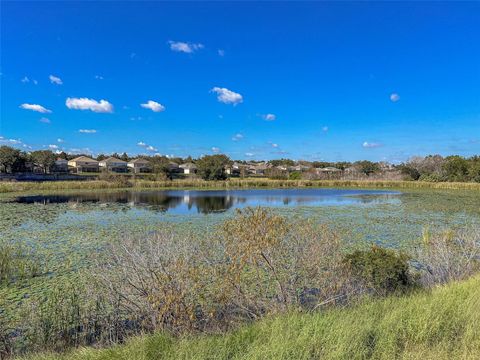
168;162;181;173
53;158;68;173
247;163;268;175
179;162;197;175
127;158;151;173
99;157;128;173
316;167;341;174
225;162;242;176
67;156;99;173
289;165;310;172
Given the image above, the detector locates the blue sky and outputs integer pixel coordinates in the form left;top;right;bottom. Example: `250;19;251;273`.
1;1;479;162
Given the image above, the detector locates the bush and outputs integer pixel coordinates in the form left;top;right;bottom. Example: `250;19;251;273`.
0;242;41;284
288;171;302;180
343;246;416;296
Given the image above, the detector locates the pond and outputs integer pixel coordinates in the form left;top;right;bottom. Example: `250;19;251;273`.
1;187;479;318
10;188;402;214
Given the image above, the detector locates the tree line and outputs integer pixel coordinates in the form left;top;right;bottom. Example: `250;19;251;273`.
1;145;479;182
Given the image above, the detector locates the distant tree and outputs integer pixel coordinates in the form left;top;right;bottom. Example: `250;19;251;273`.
289;171;302;180
196;154;231;180
268;159;295;167
148;155;172;178
56;151;69;160
398;164;421;180
442;156;469;182
96;154;107;161
355;160;380;176
0;146;26;173
30;150;56;174
265;167;288;180
120;152;129;162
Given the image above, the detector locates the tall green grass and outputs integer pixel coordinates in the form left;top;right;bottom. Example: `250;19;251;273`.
27;275;480;360
2;178;480;193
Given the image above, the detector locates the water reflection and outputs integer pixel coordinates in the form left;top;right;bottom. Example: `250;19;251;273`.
12;189;402;214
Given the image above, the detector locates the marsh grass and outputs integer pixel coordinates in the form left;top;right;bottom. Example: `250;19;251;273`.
22;274;480;360
1;178;480;194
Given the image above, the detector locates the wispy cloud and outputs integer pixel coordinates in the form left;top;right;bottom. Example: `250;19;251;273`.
94;75;104;80
140;100;165;112
0;137;31;149
211;147;221;153
79;129;97;134
57;138;64;143
20;103;52;113
245;152;255;157
169;41;204;53
21;76;38;85
137;141;157;152
232;133;244;141
322;126;329;132
390;93;400;102
211;87;243;105
48;144;59;150
362;141;383;149
39;117;51;124
49;74;63;85
66;97;113;113
260;113;276;121
218;49;225;57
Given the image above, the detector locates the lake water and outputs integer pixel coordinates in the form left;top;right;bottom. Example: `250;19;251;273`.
11;188;402;214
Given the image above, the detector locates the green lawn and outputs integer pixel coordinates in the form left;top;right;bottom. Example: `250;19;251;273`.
26;275;480;360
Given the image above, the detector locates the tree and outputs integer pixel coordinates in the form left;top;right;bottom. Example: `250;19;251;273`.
442;156;469;182
120;152;129;162
0;146;25;173
196;154;231;180
355;160;380;176
30;150;56;174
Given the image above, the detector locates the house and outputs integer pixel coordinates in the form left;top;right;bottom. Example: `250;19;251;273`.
67;156;99;173
179;162;197;175
225;162;242;176
247;162;268;175
99;157;128;173
316;167;341;174
127;158;151;173
53;158;68;173
289;165;310;172
168;162;181;173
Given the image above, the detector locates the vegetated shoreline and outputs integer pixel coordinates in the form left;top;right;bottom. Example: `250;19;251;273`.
1;178;480;194
23;275;480;360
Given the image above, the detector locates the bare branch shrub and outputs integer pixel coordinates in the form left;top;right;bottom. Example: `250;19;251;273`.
416;226;480;286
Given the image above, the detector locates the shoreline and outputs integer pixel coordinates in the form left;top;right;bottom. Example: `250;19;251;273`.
1;178;479;194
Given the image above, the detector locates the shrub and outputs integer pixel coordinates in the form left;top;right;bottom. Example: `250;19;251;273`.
288;171;302;180
0;241;41;284
343;246;416;296
416;226;480;286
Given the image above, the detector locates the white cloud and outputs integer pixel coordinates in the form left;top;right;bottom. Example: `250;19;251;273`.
245;152;255;157
66;97;113;113
21;76;29;83
211;87;243;105
79;129;97;134
169;41;204;53
48;144;59;150
146;145;158;152
95;75;104;80
232;133;244;141
271;143;279;148
261;113;276;121
0;138;21;145
390;93;400;102
140;100;165;112
362;141;383;149
211;147;220;153
218;49;225;57
322;126;329;132
49;75;63;85
39;117;51;124
20;103;52;113
57;138;64;143
137;141;147;147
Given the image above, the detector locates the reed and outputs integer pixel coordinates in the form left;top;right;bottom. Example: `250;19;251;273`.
1;178;479;194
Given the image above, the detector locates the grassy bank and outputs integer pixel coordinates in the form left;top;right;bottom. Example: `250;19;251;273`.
1;178;480;193
26;275;480;360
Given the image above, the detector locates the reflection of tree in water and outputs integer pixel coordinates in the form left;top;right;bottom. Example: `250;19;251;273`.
188;195;236;214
